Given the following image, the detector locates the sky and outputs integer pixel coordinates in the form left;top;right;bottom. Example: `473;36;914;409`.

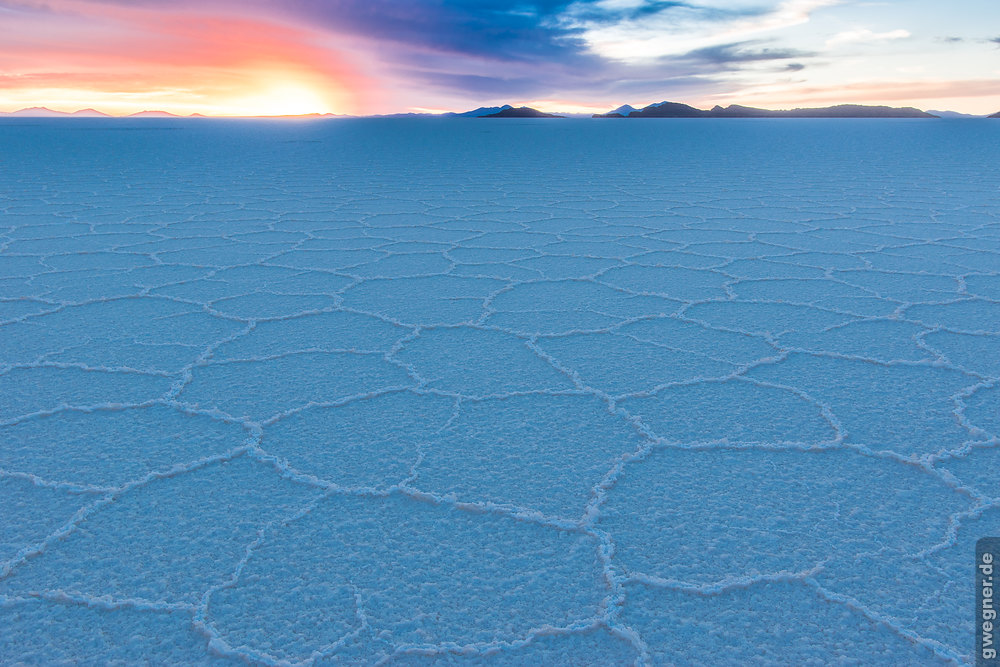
1;0;999;116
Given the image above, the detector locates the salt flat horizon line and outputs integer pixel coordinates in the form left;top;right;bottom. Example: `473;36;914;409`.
3;101;999;120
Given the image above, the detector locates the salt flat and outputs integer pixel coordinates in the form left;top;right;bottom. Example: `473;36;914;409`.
0;117;998;665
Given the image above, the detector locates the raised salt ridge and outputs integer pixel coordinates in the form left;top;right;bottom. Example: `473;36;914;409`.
1;117;998;665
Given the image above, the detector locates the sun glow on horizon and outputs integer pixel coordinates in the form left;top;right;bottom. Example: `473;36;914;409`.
0;79;349;117
0;1;373;117
212;76;343;116
518;99;616;115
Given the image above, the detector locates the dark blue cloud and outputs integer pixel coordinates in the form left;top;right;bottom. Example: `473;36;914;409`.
684;42;815;65
286;0;590;63
565;0;761;24
401;71;550;96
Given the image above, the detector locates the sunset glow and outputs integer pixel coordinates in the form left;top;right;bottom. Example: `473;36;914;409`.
1;0;999;115
0;1;373;116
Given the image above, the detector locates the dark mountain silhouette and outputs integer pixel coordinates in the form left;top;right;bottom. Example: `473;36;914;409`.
605;101;705;118
593;104;637;118
595;101;936;118
634;101;705;117
451;105;513;117
479;106;563;118
989;111;1000;118
373;105;512;118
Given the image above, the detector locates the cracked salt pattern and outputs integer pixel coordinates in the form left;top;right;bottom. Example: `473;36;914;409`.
0;117;998;665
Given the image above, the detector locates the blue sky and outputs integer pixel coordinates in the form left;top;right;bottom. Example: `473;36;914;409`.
1;0;998;114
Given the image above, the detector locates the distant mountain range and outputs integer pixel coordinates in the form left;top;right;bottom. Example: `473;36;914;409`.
0;107;349;119
594;101;937;118
479;106;563;118
127;110;181;118
607;104;637;116
0;107;186;118
927;110;989;119
452;105;513;117
3;103;997;120
3;107;112;117
361;105;515;119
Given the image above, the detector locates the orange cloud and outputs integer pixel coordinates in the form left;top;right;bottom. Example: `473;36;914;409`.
0;1;377;115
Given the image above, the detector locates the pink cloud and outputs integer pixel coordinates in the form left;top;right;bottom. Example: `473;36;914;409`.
0;0;379;114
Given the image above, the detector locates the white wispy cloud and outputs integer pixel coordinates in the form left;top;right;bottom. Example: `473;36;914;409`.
826;28;911;47
557;0;842;63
